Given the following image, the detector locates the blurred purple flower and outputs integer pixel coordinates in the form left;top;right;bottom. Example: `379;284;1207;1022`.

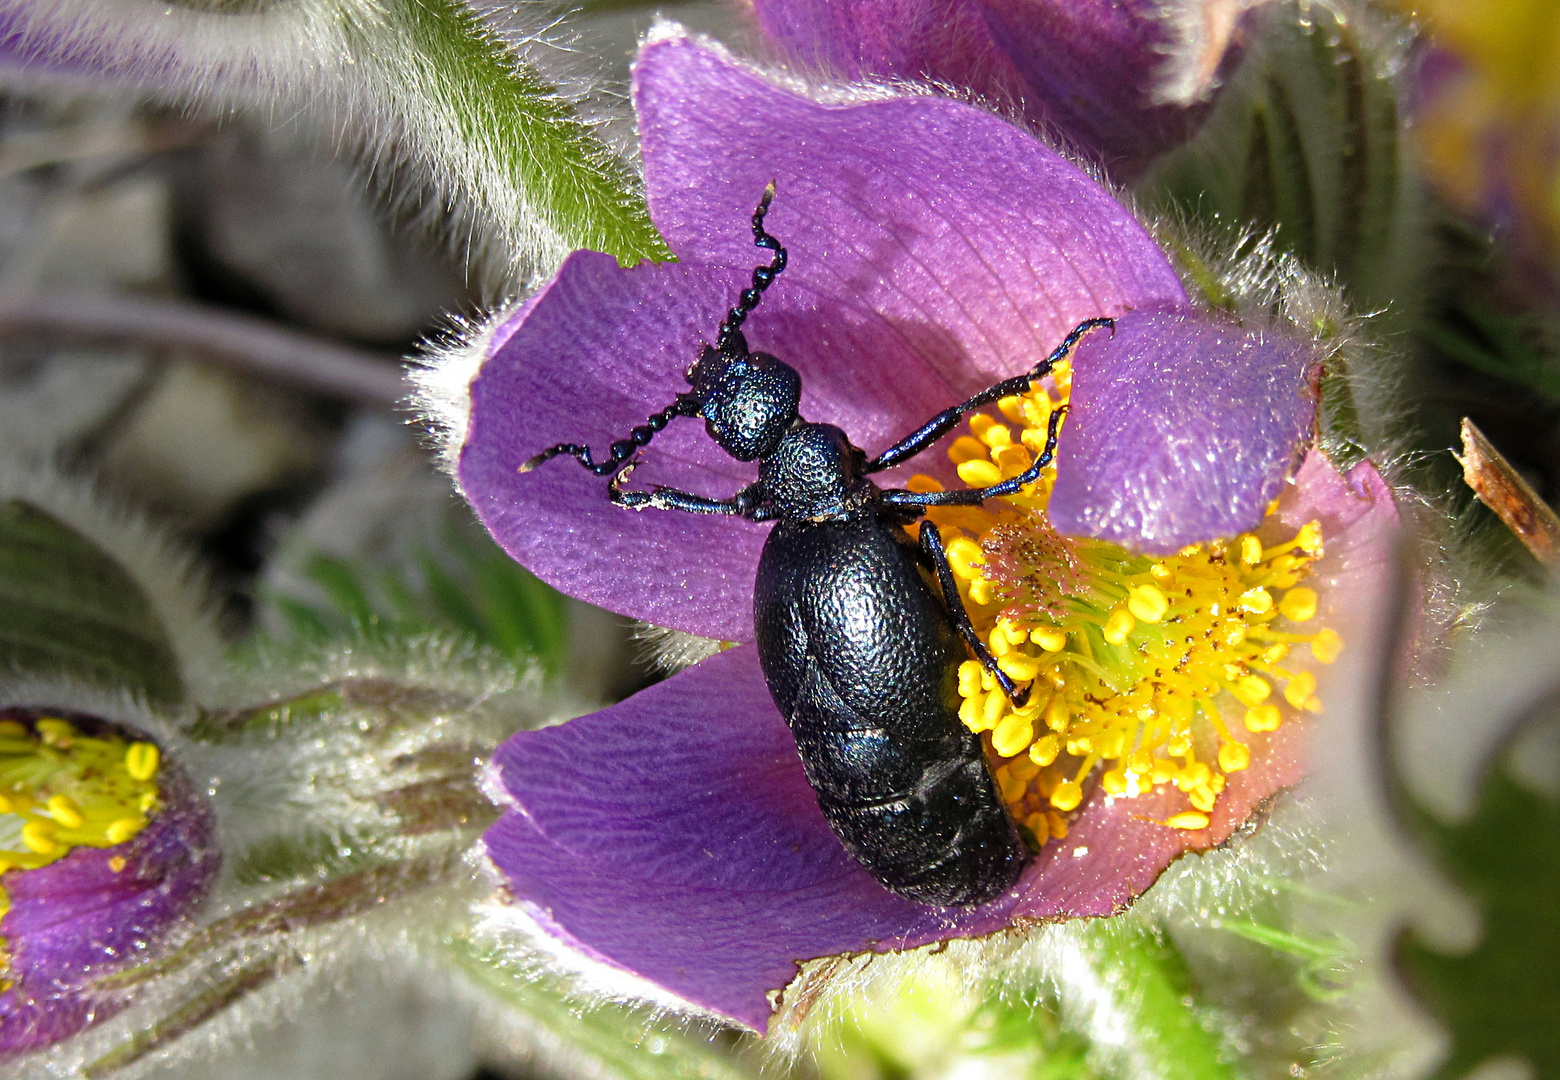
747;0;1251;177
451;37;1399;1030
0;709;218;1055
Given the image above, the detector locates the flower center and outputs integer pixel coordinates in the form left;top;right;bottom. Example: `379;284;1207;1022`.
907;361;1341;849
0;712;163;985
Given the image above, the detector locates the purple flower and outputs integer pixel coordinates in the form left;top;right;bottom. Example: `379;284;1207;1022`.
0;708;218;1054
746;0;1248;177
452;36;1400;1030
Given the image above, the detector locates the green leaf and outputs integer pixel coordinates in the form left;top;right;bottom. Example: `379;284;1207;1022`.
1421;294;1560;403
0;499;183;703
357;0;671;272
1395;761;1560;1080
449;936;758;1080
1141;2;1423;320
262;520;570;675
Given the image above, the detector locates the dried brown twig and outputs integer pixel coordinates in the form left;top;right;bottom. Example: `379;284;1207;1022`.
1455;417;1560;570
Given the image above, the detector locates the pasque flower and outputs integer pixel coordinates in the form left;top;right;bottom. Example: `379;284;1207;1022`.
440;34;1400;1031
0;707;217;1053
746;0;1252;177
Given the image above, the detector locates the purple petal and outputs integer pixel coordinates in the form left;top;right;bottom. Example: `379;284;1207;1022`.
635;36;1188;394
485;647;1020;1030
462;256;766;642
0;739;219;1054
1048;309;1318;553
748;0;1221;177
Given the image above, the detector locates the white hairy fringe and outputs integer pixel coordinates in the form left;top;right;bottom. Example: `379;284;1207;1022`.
407;299;524;481
204;631;571;848
469;898;740;1030
0;0;629;290
0;462;226;700
632;623;724;675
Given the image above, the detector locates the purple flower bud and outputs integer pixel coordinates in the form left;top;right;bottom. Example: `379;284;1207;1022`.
0;708;218;1054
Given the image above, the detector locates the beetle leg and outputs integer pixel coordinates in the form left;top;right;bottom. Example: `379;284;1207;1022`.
864;317;1111;473
609;463;768;518
881;404;1067;509
919;521;1030;708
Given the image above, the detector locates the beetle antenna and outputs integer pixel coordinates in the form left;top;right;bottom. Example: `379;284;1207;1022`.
520;396;697;475
716;180;786;353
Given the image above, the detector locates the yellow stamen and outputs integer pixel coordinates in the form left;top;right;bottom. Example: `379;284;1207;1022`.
1245;704;1283;732
1050;780;1083;812
1032;627;1068;652
958;660;984;698
22;822;60;855
1030;734;1060;766
105;819;142;845
47;795;85;830
935;367;1337;848
125;742;160;782
34;717;74;746
1127;584;1169;623
1218;742;1252;772
1102;607;1136;645
1284;671;1318;709
1230;675;1272;707
992;712;1033;757
1311;628;1344;663
1279;587;1319;622
108;856;127;873
957;460;1003;487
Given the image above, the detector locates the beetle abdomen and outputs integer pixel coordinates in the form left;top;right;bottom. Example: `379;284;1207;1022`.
754;518;1026;907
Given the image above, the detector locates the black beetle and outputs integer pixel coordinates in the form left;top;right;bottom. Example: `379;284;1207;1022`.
523;184;1113;907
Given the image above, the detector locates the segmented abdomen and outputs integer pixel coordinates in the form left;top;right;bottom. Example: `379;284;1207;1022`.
753;518;1026;907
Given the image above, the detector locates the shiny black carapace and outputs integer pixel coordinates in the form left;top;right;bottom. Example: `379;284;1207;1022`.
523;184;1112;907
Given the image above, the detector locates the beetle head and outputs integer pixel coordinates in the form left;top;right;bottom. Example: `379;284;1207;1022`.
684;336;801;461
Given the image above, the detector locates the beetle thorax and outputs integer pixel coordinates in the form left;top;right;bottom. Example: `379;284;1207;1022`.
759;423;871;519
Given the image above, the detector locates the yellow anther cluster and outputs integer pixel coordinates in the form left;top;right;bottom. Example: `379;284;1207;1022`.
0;715;164;981
913;367;1341;845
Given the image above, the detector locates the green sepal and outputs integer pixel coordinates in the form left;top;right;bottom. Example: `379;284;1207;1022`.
1069;922;1239;1080
231;827;389;887
1318;347;1371;472
1394;761;1560;1080
449;936;759;1080
0;499;183;703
